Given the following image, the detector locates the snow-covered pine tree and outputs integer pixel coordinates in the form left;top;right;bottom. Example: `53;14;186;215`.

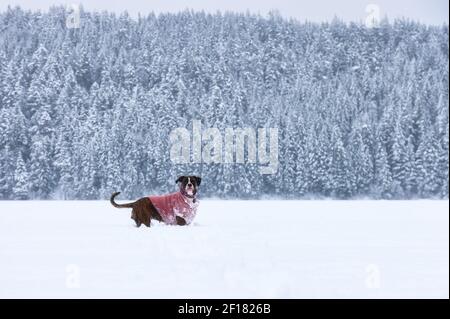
13;153;30;199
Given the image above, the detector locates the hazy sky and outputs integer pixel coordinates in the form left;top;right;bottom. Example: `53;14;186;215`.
0;0;448;25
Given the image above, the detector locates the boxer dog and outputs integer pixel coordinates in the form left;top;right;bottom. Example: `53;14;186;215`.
110;176;201;227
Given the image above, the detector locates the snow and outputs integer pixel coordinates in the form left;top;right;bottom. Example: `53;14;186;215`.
0;200;448;298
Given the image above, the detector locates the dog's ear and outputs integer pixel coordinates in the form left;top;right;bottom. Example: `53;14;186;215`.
194;176;201;186
175;176;185;184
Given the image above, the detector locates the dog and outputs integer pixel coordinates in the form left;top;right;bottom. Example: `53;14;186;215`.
110;176;201;227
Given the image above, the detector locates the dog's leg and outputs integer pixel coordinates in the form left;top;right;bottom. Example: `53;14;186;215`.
134;198;151;227
131;209;142;227
142;207;151;227
176;216;187;226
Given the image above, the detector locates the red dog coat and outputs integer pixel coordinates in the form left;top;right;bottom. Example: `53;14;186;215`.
148;191;199;225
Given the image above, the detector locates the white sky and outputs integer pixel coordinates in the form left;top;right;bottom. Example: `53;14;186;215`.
0;0;448;25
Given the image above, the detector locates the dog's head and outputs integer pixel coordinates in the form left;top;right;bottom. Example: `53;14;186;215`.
176;176;201;197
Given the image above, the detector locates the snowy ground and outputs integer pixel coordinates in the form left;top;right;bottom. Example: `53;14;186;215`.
0;200;448;298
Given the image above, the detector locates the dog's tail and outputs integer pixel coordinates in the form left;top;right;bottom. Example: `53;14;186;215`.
110;192;135;208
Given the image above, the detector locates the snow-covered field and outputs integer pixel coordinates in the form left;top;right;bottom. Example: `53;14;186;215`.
0;200;448;298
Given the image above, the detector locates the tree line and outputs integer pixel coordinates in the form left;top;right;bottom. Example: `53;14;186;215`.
0;6;448;199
